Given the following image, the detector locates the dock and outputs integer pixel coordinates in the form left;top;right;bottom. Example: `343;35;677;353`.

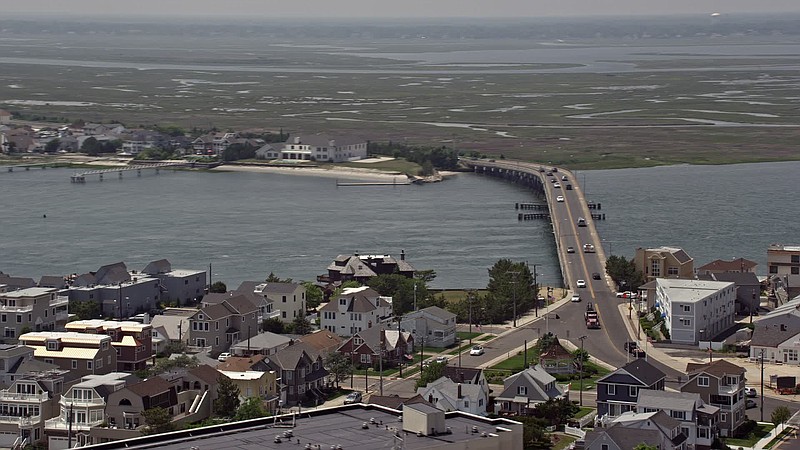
3;163;58;172
70;162;185;183
336;178;410;187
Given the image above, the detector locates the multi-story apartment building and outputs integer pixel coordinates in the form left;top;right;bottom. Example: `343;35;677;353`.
254;282;306;324
319;286;392;337
767;244;800;277
654;278;736;344
596;359;666;419
67;262;162;318
682;360;747;437
140;259;206;305
0;287;69;341
399;306;456;348
634;247;694;283
65;320;153;371
279;134;368;162
187;296;259;354
18;332;117;380
45;372;137;450
0;368;65;447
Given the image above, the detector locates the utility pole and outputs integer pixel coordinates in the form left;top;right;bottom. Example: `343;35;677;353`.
532;264;539;317
468;291;474;345
419;336;424;373
523;339;528;368
760;349;765;422
67;402;74;448
413;284;417;311
578;335;587;407
350;348;354;389
379;329;384;396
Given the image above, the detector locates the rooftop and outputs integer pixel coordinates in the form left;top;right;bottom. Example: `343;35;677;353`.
768;244;800;252
0;287;57;298
657;278;734;303
20;331;111;345
65;319;150;332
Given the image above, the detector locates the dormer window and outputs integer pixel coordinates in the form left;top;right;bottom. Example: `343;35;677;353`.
46;340;59;351
339;299;347;306
198;314;204;320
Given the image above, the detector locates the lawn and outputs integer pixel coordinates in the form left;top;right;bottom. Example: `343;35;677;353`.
489;348;540;372
726;423;775;448
456;331;483;341
764;427;795;449
550;433;577;450
574;407;595;420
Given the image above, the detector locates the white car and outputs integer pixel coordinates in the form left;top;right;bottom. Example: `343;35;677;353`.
435;356;449;364
576;279;587;288
217;352;231;362
470;346;485;356
553;182;561;188
571;294;581;302
556;195;564;202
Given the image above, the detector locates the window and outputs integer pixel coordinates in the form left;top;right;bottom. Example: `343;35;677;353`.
339;299;347;306
87;361;93;370
671;410;685;420
769;265;778;274
517;386;527;395
46;341;59;351
629;386;638;397
792;255;800;263
651;260;661;277
721;413;727;422
0;314;5;323
601;445;609;450
698;376;709;387
16;315;21;323
96;358;103;369
793;267;800;275
682;305;691;312
668;267;679;275
71;360;78;369
360;354;370;363
282;296;287;303
684;319;691;327
607;384;616;395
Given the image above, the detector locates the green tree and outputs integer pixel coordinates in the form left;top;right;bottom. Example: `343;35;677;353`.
266;272;293;283
19;326;32;336
222;143;256;161
416;361;446;389
485;259;535;323
141;407;176;435
414;270;437;284
772;405;791;430
149;354;199;376
633;444;658;450
234;397;268;421
531;398;579;427
572;348;589;363
367;274;428;316
209;281;227;293
289;316;313;335
324;351;354;388
81;137;101;156
332;280;363;299
45;138;61;153
69;300;101;320
604;255;644;291
303;282;323;309
261;317;285;334
516;416;552;449
214;375;241;417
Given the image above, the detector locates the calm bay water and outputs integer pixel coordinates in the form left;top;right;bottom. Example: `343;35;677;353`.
1;161;798;289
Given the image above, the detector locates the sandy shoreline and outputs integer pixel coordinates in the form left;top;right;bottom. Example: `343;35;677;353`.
211;164;411;181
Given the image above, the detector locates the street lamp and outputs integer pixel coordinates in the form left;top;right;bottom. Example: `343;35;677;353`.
578;335;587;407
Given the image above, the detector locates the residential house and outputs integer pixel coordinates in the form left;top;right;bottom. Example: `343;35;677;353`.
417;376;488;416
216;360;279;412
280;134;368;162
295;330;343;357
655;278;736;344
44;372;138;450
588;410;688;450
698;271;761;314
749;296;800;365
67;262;162;318
18;332;117;381
538;336;577;375
265;343;328;406
0;344;36;387
319;251;416;285
0;368;65;447
150;312;190;355
104;377;178;430
230;331;292;357
38;276;68;289
682;360;747;436
636;390;718;448
64;320;152;371
255;143;279;159
0;110;11;125
187;295;259;354
0;287;69;341
596;358;666;419
82;123;125;136
768;244;800;300
253;282;306;324
140;259;206;305
337;327;413;369
319;286;392;337
635;247;695;283
157;364;219;420
442;366;487;391
696;258;757;275
399;306;456;348
191;132;262;156
0;274;36;291
367;394;430;410
495;364;565;415
119;130;169;156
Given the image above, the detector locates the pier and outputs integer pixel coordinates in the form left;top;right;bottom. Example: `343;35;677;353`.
70;162;185;183
336;178;410;187
3;162;58;172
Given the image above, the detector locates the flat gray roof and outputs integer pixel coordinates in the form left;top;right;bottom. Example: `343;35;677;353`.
81;405;519;450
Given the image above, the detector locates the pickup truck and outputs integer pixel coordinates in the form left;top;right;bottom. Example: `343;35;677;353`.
624;341;646;358
585;303;600;329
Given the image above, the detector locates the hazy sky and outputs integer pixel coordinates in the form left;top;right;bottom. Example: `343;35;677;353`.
5;0;800;18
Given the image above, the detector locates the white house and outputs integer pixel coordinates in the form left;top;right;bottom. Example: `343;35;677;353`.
399;306;456;348
319;286;392;337
254;282;306;324
749;295;800;365
654;278;736;344
416;376;488;416
280;134;368;162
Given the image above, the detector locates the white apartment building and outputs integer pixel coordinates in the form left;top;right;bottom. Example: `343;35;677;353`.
319;287;392;337
655;279;736;344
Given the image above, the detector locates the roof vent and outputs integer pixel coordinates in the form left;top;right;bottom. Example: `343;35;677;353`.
274;436;282;443
472;426;479;433
362;422;369;429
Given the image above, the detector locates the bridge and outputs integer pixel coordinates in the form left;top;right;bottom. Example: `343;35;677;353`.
2;162;59;172
70;162;186;183
461;159;680;377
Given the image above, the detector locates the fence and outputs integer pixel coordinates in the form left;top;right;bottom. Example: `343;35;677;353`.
565;425;586;439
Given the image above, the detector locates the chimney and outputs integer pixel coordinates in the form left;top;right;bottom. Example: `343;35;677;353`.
400;250;405;261
457;383;462;399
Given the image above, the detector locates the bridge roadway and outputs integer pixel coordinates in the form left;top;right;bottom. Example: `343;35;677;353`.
461;159;680;378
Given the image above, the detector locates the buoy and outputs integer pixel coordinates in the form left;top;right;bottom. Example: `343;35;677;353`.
43;214;47;218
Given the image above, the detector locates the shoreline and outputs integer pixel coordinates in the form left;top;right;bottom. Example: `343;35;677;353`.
211;163;413;181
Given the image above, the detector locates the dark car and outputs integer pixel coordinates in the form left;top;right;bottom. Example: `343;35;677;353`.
592;272;601;280
566;184;573;190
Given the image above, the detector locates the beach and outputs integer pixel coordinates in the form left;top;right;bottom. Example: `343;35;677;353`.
212;163;411;181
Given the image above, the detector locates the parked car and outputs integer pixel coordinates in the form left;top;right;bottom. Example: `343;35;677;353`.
567;246;575;253
556;195;565;202
344;391;363;404
435;356;449;364
592;272;601;280
217;352;231;362
470;345;485;356
744;387;758;397
576;279;586;288
571;294;581;302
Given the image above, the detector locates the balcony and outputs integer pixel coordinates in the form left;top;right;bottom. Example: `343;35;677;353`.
0;390;49;402
718;383;744;396
45;416;101;431
55;311;70;322
263;310;281;320
59;397;106;406
0;415;40;426
50;296;69;308
0;305;34;313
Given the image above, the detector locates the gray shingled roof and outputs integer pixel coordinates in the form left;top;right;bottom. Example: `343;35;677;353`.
710;271;760;286
598;359;665;387
585;426;663;450
637;389;700;412
750;313;800;347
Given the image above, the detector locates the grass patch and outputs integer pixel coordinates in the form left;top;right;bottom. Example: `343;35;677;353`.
456;331;482;341
476;334;494;341
574;407;595;420
764;427;795;449
489;348;540;372
551;433;577;450
726;423;775;448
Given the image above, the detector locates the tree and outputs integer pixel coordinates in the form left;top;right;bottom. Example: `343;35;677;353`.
572;348;589;364
209;281;227;293
772;405;791;430
69;300;101;320
414;270;437;284
141;407;176;435
516;416;552;449
214;375;240;417
485;259;535;323
266;272;293;283
234;397;268;421
149;354;199;376
289;316;313;335
303;281;323;309
416;361;446;389
324;352;354;388
261;317;285;334
367;274;428;316
531;398;579;427
81;136;102;156
45;138;61;153
604;255;644;291
633;444;658;450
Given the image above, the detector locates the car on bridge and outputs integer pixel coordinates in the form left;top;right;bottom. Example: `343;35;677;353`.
567;246;575;253
571;294;581;302
576;279;586;288
561;175;568;181
592;272;602;280
553;182;561;188
556;195;564;202
583;243;595;253
577;217;587;227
